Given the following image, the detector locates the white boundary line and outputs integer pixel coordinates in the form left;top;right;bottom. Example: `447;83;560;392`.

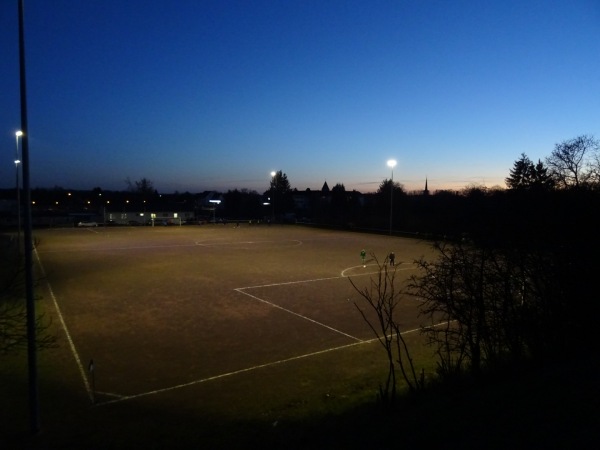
34;248;94;402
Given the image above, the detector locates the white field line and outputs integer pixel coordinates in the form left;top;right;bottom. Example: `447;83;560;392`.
34;248;94;402
235;288;362;342
233;264;417;351
239;275;345;290
38;243;197;253
37;239;304;253
232;262;417;292
340;262;417;278
98;324;434;406
195;239;303;247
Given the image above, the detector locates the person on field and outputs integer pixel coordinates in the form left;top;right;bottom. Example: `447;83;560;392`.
360;249;366;267
389;252;395;266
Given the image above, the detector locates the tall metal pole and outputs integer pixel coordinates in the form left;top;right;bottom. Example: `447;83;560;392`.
15;131;22;252
270;171;276;222
18;0;40;434
389;168;393;235
387;160;397;235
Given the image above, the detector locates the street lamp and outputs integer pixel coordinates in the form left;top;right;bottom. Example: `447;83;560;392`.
270;171;276;222
387;159;397;235
15;131;23;250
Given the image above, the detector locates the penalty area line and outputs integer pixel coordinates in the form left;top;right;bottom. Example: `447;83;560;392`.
235;288;362;342
238;274;344;290
96;323;443;407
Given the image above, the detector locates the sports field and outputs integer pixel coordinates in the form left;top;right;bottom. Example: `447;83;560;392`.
4;224;438;447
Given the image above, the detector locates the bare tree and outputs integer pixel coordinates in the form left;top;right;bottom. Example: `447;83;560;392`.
546;135;599;189
349;254;423;408
590;150;600;187
408;242;535;378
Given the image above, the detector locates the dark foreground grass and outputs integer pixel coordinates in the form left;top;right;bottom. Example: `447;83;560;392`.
3;321;598;450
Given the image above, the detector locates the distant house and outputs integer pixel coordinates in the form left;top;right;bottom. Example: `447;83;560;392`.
104;210;195;226
105;194;198;225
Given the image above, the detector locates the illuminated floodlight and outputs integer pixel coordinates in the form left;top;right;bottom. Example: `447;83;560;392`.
209;199;221;223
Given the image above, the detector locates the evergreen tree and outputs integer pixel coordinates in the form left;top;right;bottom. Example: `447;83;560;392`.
530;159;554;190
506;154;554;190
268;170;292;215
506;154;534;189
269;170;291;194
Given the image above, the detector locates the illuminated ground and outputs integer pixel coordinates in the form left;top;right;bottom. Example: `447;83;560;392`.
3;224;438;448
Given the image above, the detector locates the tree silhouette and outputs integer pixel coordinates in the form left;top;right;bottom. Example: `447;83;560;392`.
269;170;291;194
268;171;292;215
125;177;156;195
330;183;347;222
350;253;423;408
546;135;599;189
506;154;554;190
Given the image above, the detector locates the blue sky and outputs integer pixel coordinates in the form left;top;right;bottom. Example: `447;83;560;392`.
1;0;599;194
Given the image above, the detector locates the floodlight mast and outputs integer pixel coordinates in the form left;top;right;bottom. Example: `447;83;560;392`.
209;199;221;223
270;171;276;222
387;159;397;235
18;0;40;434
15;131;23;252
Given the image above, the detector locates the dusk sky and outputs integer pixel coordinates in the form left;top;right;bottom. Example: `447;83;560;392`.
1;1;599;194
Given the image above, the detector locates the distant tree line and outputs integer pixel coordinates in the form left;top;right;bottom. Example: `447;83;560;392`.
1;135;598;231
